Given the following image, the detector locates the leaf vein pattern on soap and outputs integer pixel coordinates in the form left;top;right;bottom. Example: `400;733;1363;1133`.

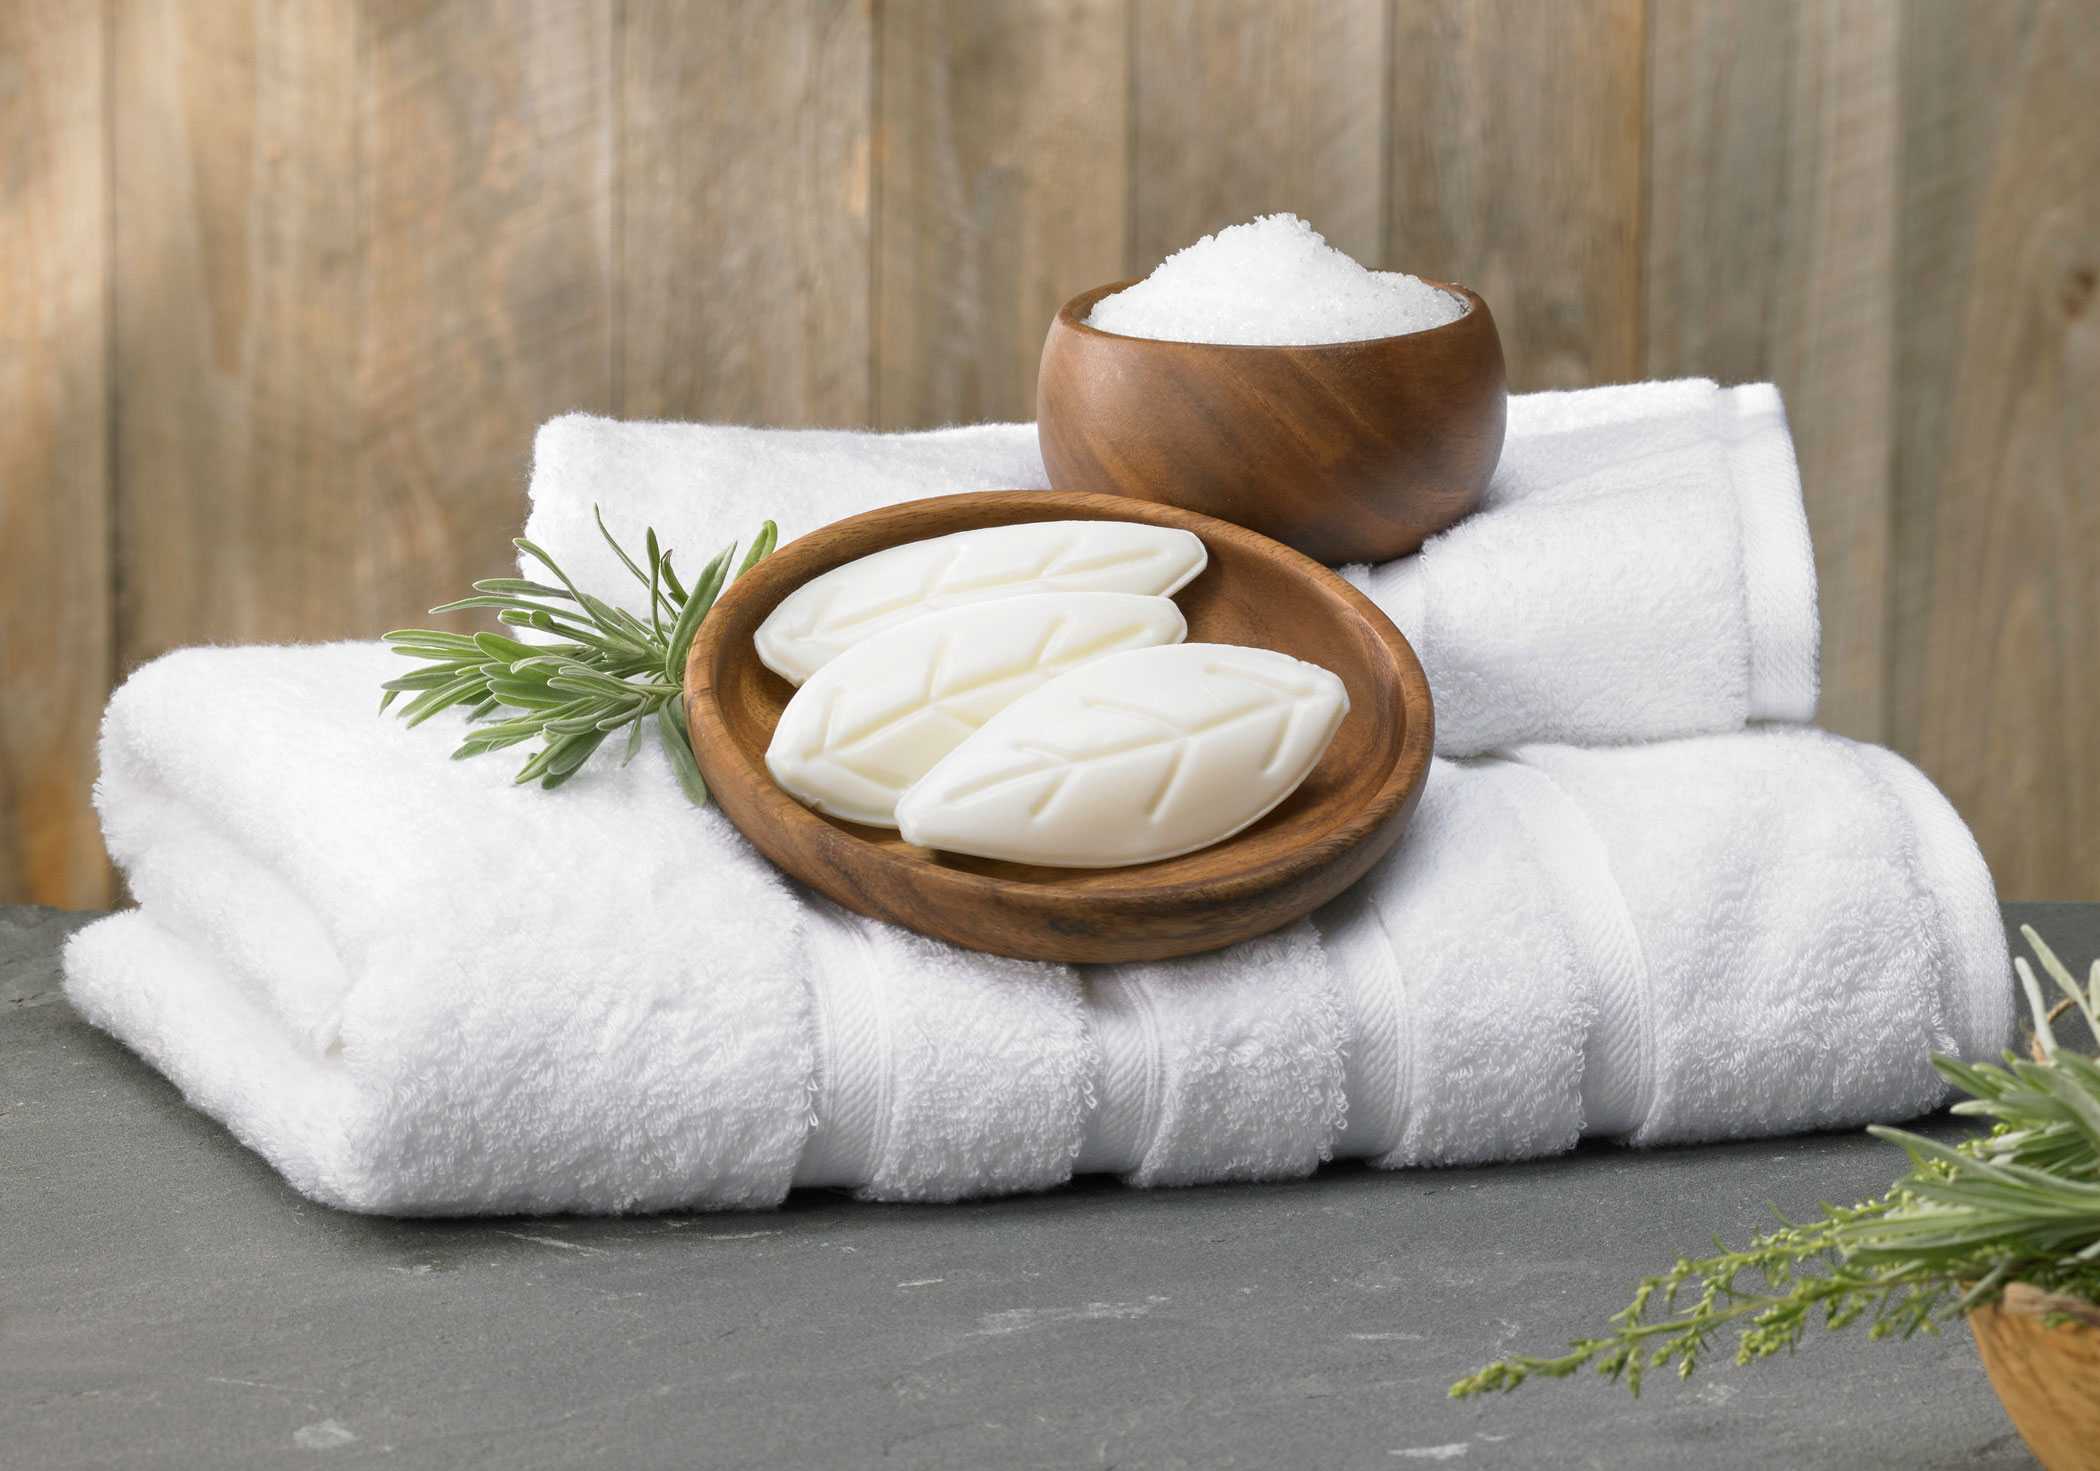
1143;745;1190;821
933;663;1331;821
1207;661;1324;776
802;546;969;639
817;616;1165;762
793;532;1181;646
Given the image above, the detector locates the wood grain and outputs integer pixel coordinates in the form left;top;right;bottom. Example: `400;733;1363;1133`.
684;492;1433;963
0;0;112;908
1968;1285;2100;1470
1039;281;1505;563
874;0;1128;428
1387;0;1644;389
622;0;871;427
357;0;615;627
1645;0;1898;744
112;0;361;661
113;0;613;672
1129;0;1387;267
1895;0;2100;900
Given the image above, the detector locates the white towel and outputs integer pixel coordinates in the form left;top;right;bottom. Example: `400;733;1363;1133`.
63;645;2009;1213
521;379;1817;755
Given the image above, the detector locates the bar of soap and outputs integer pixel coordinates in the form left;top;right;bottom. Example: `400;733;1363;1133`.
896;643;1348;868
754;520;1207;685
765;593;1187;827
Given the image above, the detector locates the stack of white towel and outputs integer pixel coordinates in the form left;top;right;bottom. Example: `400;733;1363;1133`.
63;380;2012;1213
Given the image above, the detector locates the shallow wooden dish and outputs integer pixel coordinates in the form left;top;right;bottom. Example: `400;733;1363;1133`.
1037;279;1507;565
1969;1285;2100;1471
684;491;1433;964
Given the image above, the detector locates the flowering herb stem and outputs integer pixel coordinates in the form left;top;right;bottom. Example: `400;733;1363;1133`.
1452;926;2100;1399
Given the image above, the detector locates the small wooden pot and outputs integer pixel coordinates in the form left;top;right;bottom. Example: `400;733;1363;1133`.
1969;1283;2100;1470
1037;279;1507;565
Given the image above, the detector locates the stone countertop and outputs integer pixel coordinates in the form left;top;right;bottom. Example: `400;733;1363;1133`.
6;902;2095;1470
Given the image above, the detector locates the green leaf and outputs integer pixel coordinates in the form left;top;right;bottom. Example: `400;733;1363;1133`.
594;503;656;594
514;537;637;647
383;631;485;661
381;666;479;694
658;544;688;605
578;591;655;649
621;704;649;766
399;671;492;728
663;543;733;685
656;697;709;807
472;578;573;600
471;631;537;663
646;529;666;638
549;726;609;775
735;521;779;579
429;593;555;615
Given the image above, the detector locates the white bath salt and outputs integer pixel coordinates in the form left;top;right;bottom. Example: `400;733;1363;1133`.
1085;213;1465;346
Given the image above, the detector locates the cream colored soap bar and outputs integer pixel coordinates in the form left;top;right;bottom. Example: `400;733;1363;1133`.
896;643;1348;868
753;520;1207;685
764;593;1187;827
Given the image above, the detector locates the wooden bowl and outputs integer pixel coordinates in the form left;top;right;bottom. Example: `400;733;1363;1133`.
1969;1285;2100;1470
1037;279;1507;565
684;490;1433;964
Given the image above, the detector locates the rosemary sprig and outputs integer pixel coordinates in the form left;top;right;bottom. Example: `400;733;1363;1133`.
380;505;777;805
1451;925;2100;1399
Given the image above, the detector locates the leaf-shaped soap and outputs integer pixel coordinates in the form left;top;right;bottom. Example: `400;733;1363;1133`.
764;593;1188;827
895;643;1349;867
753;520;1207;685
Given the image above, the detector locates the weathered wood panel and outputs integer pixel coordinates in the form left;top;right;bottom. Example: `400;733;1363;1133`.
113;0;612;675
112;0;361;661
0;0;111;908
1387;0;1646;389
1645;0;1898;744
1894;0;2100;899
356;0;615;621
874;0;1128;429
622;0;872;427
1129;0;1388;268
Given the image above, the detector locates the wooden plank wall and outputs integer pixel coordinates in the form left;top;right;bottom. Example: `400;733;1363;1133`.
1;1;110;907
3;0;2095;907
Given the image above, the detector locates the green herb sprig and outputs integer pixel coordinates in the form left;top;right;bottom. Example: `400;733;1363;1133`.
379;506;777;804
1451;925;2100;1399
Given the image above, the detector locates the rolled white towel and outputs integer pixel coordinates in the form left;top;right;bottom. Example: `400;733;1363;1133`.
64;644;2009;1212
522;378;1817;755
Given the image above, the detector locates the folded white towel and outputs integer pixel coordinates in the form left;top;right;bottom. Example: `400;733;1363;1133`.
522;379;1817;755
1352;381;1819;747
68;644;820;1214
794;899;1091;1202
63;644;2008;1213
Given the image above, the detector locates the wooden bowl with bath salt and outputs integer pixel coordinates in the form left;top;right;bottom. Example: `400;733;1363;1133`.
684;490;1433;964
1037;279;1507;565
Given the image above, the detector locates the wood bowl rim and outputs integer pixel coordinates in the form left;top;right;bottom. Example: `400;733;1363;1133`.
684;489;1433;935
1054;277;1493;355
1980;1282;2100;1330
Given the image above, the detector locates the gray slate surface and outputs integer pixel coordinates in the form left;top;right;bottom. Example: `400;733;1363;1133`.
6;902;2097;1470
